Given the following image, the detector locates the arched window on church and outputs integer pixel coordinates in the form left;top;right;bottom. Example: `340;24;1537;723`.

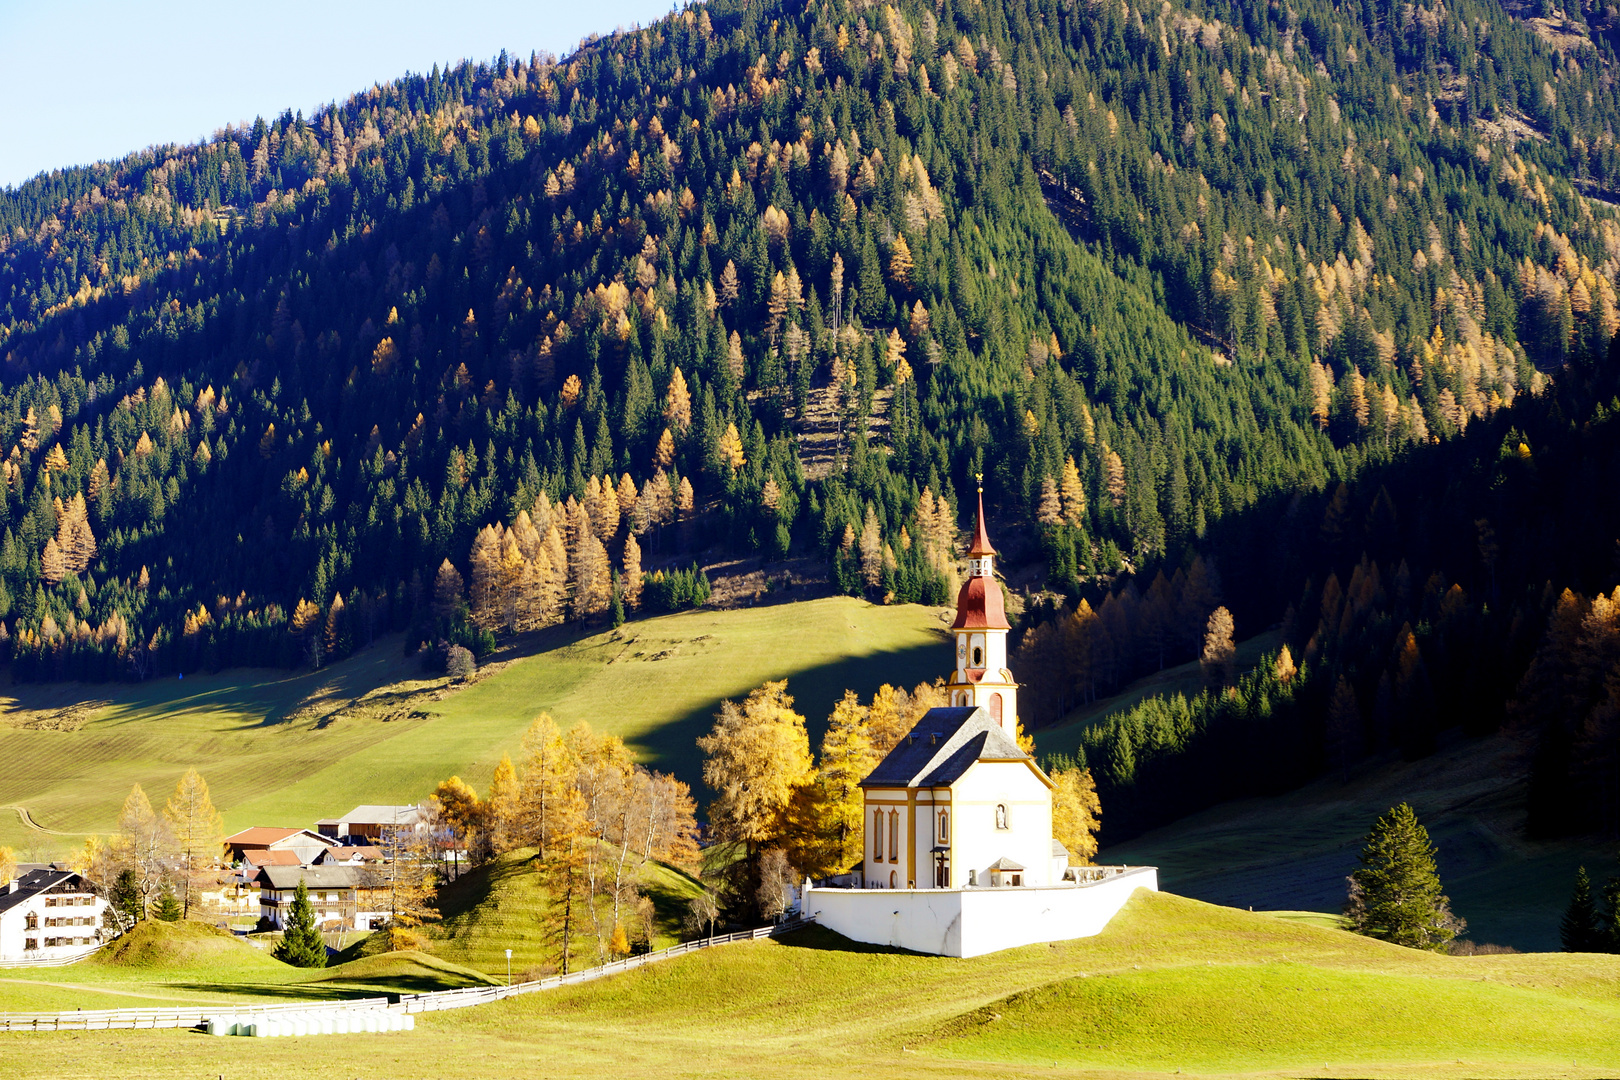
938;810;949;844
971;645;983;668
988;693;1002;724
888;811;899;861
873;810;884;860
889;870;897;889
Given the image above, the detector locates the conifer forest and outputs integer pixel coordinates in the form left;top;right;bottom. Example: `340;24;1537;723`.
2;0;1619;843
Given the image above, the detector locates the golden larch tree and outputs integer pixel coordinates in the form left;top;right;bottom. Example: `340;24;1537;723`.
163;767;224;918
486;754;520;855
697;681;813;852
621;533;643;610
1059;455;1087;526
519;713;579;859
664;367;692;431
1050;764;1102;865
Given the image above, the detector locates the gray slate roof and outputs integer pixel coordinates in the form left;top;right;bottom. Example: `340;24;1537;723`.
0;870;85;917
253;864;363;890
861;706;1034;788
337;805;420;824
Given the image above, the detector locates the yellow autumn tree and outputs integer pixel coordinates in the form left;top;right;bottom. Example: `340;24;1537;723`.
716;422;747;470
163;767;224;917
1049;764;1102;865
698;681;812;856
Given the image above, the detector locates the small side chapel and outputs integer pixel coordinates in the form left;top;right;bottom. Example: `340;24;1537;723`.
858;484;1062;892
803;486;1158;958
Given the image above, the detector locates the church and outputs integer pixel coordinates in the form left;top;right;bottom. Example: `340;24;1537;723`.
802;487;1157;957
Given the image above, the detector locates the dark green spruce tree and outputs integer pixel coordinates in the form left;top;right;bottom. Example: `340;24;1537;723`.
110;868;142;924
1560;867;1604;952
272;879;327;968
155;886;182;922
1345;803;1464;952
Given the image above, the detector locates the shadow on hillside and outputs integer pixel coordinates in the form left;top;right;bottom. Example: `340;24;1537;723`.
62;640;428;731
166;981;365;1002
621;631;948;785
770;924;919;956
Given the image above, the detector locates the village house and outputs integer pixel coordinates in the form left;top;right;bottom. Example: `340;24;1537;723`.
804;486;1158;957
315;805;424;845
190;867;258;916
253;864;388;932
0;869;112;965
314;845;384;866
223;826;338;866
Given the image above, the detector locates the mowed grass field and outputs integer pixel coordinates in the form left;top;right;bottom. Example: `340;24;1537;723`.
0;597;949;856
4;890;1618;1079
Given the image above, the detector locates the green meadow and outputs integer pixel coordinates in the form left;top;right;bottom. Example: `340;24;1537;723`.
3;890;1617;1079
0;919;493;1014
0;597;949;855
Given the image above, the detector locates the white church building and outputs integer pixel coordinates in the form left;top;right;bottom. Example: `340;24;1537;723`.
803;487;1157;957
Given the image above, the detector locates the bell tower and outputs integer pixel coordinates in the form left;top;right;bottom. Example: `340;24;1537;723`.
946;478;1018;734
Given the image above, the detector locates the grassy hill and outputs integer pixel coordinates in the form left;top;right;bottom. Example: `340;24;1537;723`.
403;847;704;977
7;890;1619;1078
0;597;947;855
1101;732;1619;953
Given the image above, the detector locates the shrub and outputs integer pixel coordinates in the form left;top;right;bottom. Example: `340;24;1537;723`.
445;645;476;682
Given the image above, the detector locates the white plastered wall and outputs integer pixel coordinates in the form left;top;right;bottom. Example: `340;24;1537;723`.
948;760;1053;886
806;867;1158;958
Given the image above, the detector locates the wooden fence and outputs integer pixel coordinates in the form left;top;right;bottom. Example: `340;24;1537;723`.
0;997;391;1033
0;941;110;970
0;917;812;1032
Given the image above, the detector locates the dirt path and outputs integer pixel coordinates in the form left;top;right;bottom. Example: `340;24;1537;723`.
2;804;77;836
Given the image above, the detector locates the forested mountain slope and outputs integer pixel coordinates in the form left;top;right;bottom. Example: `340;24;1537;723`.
0;0;1616;703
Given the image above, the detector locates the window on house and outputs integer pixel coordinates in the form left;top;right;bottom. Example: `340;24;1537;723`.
24;938;37;951
24;914;37;930
938;811;949;844
995;804;1009;830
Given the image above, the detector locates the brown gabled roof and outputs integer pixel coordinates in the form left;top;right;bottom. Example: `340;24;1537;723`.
242;849;302;867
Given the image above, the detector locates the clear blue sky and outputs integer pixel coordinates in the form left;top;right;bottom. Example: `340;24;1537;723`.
0;0;683;189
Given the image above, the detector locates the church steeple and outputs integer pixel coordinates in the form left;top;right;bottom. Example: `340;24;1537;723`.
946;478;1017;733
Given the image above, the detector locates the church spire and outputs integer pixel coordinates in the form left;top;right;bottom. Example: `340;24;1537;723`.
946;477;1016;731
967;474;995;558
950;477;1008;632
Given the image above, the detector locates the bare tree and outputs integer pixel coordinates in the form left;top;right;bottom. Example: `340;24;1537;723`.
755;848;797;922
683;889;720;942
